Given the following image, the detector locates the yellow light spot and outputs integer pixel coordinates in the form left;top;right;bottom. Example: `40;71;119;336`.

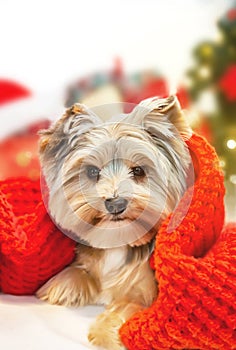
230;175;236;185
16;151;32;167
201;45;213;57
199;66;211;79
227;139;236;150
219;159;226;168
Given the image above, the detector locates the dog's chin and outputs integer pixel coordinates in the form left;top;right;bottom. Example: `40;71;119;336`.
99;215;129;224
90;215;134;233
76;214;158;249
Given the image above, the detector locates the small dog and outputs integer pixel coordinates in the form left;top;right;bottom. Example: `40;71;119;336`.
37;96;192;349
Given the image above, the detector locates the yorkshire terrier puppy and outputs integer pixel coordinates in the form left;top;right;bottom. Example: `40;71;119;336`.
37;96;192;349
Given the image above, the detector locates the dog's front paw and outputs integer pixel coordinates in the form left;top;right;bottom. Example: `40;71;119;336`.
88;312;126;350
36;266;99;307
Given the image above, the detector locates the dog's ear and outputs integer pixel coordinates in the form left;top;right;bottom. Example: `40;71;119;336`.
39;103;101;155
129;95;192;139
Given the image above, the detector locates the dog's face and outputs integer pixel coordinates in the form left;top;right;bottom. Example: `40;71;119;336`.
40;96;192;248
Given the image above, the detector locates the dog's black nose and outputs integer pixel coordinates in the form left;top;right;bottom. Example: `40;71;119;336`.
105;197;128;215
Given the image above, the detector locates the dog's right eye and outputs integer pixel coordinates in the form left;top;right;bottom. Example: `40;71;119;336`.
86;166;100;180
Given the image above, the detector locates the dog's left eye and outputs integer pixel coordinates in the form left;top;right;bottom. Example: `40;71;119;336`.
130;166;145;177
86;166;100;180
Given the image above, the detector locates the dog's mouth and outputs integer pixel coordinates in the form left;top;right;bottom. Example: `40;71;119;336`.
92;214;128;226
111;214;126;221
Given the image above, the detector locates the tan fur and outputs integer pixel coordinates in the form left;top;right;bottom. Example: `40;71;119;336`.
37;96;192;349
37;244;157;307
37;244;157;349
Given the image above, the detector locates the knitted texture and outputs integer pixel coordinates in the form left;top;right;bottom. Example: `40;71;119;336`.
0;134;235;349
120;134;236;349
0;178;76;295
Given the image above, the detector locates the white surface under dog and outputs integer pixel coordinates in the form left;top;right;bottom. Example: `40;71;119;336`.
0;294;104;350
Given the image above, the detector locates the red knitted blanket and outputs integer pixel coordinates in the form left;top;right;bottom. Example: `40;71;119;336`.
0;179;76;294
0;133;235;349
120;134;236;349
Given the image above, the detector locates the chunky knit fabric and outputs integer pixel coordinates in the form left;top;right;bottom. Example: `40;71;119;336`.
0;133;235;350
120;134;236;349
0;178;76;295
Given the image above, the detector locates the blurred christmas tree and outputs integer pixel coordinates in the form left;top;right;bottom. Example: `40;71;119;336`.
187;5;236;184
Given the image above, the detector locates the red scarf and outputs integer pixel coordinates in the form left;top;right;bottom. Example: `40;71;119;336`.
0;179;76;294
120;134;236;350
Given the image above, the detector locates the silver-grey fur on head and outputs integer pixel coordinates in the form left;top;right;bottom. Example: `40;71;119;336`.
39;96;193;249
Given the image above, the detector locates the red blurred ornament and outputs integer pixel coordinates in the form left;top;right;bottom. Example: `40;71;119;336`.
219;65;236;101
139;77;168;100
0;80;51;180
193;118;213;144
112;57;124;79
176;86;191;109
0;80;31;106
125;76;169;105
227;8;236;21
0;119;50;181
0;133;40;180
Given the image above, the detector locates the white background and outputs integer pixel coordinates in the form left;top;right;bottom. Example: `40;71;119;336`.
0;0;232;93
0;0;232;136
